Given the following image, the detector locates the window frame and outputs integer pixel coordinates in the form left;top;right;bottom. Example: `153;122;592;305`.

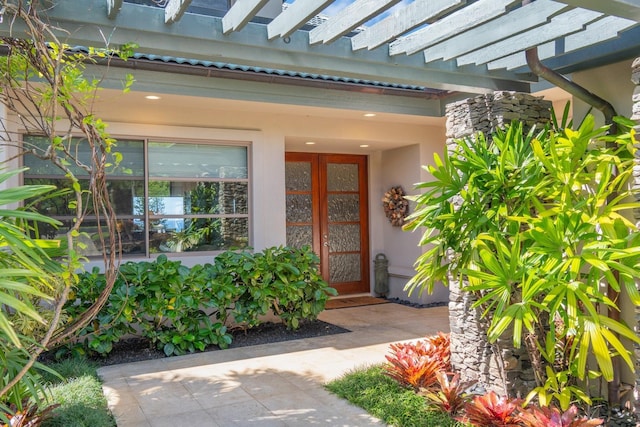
21;134;252;258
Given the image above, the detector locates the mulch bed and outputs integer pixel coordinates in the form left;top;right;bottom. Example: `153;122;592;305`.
53;298;446;367
89;319;350;367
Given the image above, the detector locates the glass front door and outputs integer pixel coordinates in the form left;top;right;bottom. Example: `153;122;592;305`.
285;153;369;295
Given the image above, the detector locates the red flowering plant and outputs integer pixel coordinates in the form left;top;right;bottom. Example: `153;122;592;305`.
459;391;522;427
518;404;603;427
383;332;451;390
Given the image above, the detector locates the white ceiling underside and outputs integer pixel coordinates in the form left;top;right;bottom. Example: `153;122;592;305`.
0;0;637;97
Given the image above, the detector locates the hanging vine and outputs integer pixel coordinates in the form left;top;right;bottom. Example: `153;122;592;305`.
0;0;135;399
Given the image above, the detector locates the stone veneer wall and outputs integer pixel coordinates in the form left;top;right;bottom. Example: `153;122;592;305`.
445;91;552;397
632;57;640;411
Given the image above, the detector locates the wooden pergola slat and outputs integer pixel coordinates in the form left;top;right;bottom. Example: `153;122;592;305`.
165;0;192;24
267;0;334;40
309;0;401;45
222;0;271;35
423;0;569;63
351;0;465;51
457;8;603;66
555;0;640;21
488;15;638;70
389;0;519;56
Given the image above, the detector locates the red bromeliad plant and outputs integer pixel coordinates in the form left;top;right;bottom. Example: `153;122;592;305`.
517;405;603;427
459;391;522;427
384;345;443;389
421;371;475;416
425;331;451;367
383;332;451;389
1;401;58;427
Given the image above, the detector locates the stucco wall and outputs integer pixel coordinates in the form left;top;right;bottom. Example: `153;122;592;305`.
379;145;426;303
60;87;444;289
572;59;636;124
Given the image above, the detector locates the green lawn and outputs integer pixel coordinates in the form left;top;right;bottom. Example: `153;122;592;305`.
326;364;463;427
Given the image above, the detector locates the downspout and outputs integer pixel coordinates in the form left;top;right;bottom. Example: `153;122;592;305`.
522;0;620;407
525;47;618;132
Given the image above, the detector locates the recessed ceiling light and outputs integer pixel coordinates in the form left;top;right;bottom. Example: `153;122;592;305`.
363;113;376;117
305;141;316;145
360;144;370;148
145;95;161;100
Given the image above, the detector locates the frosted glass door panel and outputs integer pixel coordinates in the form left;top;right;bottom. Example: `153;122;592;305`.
285;162;311;191
286;225;313;249
327;164;358;191
325;160;364;286
285;153;368;294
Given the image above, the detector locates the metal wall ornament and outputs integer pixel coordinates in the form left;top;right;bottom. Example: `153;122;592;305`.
382;186;409;227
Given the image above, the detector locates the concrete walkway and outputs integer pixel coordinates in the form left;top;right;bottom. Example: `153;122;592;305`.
98;303;450;426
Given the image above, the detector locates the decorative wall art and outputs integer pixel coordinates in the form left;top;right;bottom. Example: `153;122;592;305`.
382;186;409;227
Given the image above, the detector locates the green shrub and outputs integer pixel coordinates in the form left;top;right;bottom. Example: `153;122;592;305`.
62;268;135;358
61;246;335;357
214;246;337;329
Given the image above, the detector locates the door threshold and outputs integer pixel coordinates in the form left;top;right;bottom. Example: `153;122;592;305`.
329;293;373;300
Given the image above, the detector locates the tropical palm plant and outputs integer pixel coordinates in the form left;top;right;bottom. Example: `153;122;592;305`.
0;167;60;347
0;166;63;422
405;115;640;406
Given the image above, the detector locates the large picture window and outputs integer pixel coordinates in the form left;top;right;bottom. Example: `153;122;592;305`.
23;136;250;256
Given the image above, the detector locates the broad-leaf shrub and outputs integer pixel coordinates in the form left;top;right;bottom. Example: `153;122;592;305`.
62;246;335;357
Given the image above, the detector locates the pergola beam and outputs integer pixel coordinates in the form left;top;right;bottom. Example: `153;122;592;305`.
9;0;638;98
267;0;333;40
423;0;569;63
523;25;640;75
554;0;640;22
165;0;192;24
389;0;519;56
457;8;603;66
1;0;533;93
488;16;638;70
351;0;465;51
309;0;401;45
222;0;270;34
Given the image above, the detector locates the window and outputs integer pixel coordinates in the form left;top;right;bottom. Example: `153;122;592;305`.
23;136;250;256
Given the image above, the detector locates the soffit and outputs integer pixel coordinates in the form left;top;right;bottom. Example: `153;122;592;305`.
1;0;638;95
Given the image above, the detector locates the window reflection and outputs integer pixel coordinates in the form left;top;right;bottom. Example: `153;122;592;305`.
23;137;250;257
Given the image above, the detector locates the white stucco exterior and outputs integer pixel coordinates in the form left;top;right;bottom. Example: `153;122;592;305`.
4;57;637;304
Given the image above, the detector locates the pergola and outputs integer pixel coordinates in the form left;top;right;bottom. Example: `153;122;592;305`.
1;0;639;98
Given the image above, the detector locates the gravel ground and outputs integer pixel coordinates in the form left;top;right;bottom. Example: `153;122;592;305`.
90;320;350;366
